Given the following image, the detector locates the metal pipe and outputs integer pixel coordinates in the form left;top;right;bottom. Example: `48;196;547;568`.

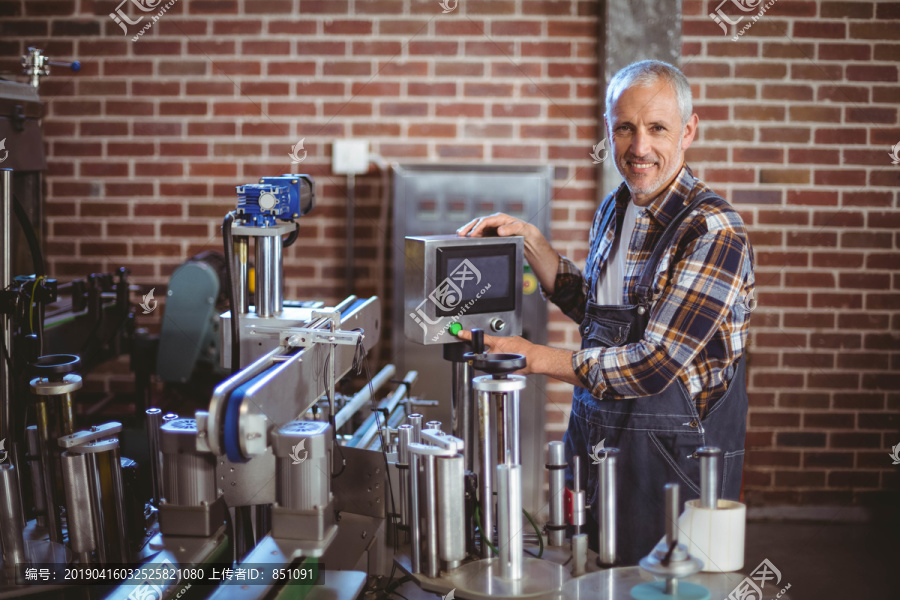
34;397;62;543
698;447;722;509
334;365;396;430
408;413;423;443
60;451;95;564
26;426;47;528
547;441;566;547
109;445;130;563
496;463;522;580
272;233;283;314
408;453;421;573
234;237;249;314
86;453;107;564
255;235;276;317
451;361;475;472
572;456;585;536
436;454;465;571
425;420;441;432
597;447;619;566
0;169;11;450
502;391;520;465
477;389;494;558
0;463;27;572
423;454;439;578
665;483;679;547
146;408;162;507
397;425;412;528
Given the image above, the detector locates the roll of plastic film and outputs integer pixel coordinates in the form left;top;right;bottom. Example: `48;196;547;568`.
678;499;746;572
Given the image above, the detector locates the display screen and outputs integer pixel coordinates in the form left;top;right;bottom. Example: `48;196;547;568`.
433;244;516;317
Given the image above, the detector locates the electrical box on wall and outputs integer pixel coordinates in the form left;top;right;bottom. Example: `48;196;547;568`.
332;139;369;175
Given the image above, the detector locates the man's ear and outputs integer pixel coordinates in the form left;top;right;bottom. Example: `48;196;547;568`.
681;113;699;150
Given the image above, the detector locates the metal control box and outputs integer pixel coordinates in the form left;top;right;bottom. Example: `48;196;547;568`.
404;235;523;346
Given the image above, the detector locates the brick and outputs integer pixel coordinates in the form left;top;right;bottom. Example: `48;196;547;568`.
841;231;893;249
837;352;890;370
818;43;872;61
810;332;861;349
850;22;900;40
761;84;813;101
760;126;810;143
791;63;844;80
777;432;826;448
821;2;874;19
830;432;882;449
818;85;870;103
779;393;830;409
751;412;801;428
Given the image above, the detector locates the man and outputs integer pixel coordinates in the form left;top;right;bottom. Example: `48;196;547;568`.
456;60;755;565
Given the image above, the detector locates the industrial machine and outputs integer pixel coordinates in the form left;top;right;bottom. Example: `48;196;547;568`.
0;167;782;600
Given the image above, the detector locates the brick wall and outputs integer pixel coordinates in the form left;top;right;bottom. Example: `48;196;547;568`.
0;0;897;510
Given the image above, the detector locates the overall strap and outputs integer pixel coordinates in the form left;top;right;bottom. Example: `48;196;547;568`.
634;190;719;305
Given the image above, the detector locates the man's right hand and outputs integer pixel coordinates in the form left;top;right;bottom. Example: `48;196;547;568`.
457;212;560;295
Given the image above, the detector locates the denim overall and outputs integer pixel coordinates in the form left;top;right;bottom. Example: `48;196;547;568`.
563;191;748;566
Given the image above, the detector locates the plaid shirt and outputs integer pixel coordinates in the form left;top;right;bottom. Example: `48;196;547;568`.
545;166;755;419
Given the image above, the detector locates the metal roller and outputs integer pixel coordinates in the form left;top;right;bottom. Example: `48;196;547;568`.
698;446;722;509
397;424;412;529
597;447;620;567
233;236;250;313
25;426;46;529
423;454;439;578
146;408;162;507
60;451;96;564
0;463;27;572
436;454;465;571
408;413;423;443
546;441;566;547
255;235;278;317
496;463;522;581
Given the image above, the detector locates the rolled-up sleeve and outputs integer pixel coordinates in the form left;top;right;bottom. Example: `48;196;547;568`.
572;227;750;400
540;254;589;325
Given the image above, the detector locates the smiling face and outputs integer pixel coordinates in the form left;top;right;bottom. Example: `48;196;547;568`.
606;81;698;206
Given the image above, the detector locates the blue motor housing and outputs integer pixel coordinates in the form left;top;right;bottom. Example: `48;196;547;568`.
235;174;315;226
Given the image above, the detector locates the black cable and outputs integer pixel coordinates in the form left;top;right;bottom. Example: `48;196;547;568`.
282;221;300;248
222;212;240;373
12;194;44;277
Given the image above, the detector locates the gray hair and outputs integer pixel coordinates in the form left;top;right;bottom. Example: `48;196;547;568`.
605;60;693;127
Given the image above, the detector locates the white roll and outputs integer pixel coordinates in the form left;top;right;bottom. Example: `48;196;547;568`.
676;499;746;572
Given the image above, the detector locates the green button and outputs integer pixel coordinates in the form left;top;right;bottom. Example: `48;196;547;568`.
449;323;462;336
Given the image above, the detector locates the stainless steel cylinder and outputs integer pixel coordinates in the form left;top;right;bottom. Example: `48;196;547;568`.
271;421;332;511
397;425;412;528
272;234;283;314
160;419;217;507
0;169;11;451
26;425;46;528
500;391;521;465
255;235;278;317
547;441;566;547
597;447;620;566
450;360;475;472
572;533;588;576
477;388;494;558
162;412;178;424
425;420;441;432
84;450;107;564
408;413;423;443
409;453;421;573
436;454;465;570
665;483;679;547
60;451;96;563
572;456;585;534
108;445;130;562
0;463;27;571
496;463;522;580
697;447;722;509
423;454;439;578
233;236;250;313
146;408;163;507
